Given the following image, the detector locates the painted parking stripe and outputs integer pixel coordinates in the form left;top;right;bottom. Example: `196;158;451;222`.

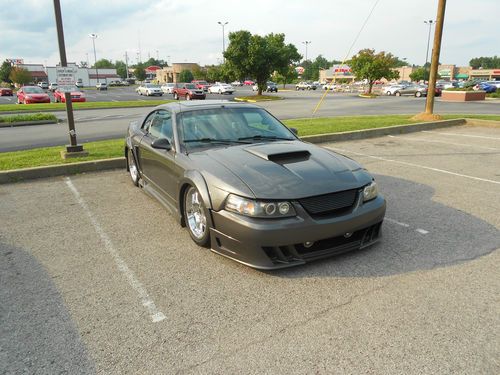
65;177;166;323
385;217;429;235
387;135;499;151
422;130;500;141
328;147;500;185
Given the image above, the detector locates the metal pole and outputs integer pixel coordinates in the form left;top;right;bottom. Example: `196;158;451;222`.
125;51;129;79
425;0;446;115
218;21;228;63
89;34;99;84
53;0;84;154
302;41;311;62
424;20;434;67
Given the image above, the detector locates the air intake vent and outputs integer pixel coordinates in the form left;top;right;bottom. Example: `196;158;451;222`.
267;150;311;163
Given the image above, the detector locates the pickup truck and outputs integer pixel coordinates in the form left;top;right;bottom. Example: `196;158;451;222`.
173;83;206;100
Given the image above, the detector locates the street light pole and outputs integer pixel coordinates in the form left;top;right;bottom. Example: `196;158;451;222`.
89;33;99;84
218;21;228;63
302;41;311;62
424;20;435;67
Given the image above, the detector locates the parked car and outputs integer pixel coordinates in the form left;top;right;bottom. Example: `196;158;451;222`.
485;81;500;89
383;84;407;95
16;86;51;104
48;82;58;92
252;81;278;92
53;86;86;102
231;80;243;86
161;83;176;94
191;80;211;92
173;83;206;100
119;80;130;86
137;83;163;96
75;79;84;88
124;101;385;269
38;82;49;89
96;82;108;91
295;82;317;90
474;82;497;93
208;83;235;94
243;80;254;85
415;84;442;97
0;87;13;96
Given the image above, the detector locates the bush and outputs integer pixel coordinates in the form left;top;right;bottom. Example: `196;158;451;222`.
445;87;474;91
0;113;58;123
487;88;500;98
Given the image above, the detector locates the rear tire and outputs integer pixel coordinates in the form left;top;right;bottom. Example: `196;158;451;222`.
174;92;179;100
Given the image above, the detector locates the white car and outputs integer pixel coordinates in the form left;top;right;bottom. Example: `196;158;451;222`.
136;83;163;96
48;82;58;92
96;82;108;90
208;83;234;94
161;83;176;94
231;80;243;86
383;84;406;95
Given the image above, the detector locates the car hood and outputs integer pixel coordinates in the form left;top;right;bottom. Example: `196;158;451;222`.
188;141;371;200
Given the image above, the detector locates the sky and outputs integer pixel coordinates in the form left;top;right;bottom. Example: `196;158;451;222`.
1;0;498;68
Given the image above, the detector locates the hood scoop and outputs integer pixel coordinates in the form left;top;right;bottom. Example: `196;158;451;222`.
245;143;311;163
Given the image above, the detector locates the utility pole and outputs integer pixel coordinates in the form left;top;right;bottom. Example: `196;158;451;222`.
89;33;99;83
218;21;228;63
302;41;311;62
52;0;86;157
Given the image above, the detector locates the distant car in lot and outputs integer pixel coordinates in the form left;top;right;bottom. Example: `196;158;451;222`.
244;80;255;85
16;86;51;104
54;86;86;102
231;80;243;86
124;101;385;269
137;83;163;96
37;82;49;89
172;83;206;100
252;81;278;92
436;81;458;89
161;83;176;94
48;82;58;92
383;84;407;95
322;83;340;91
474;82;497;93
0;87;13;96
295;82;317;90
208;83;234;94
191;80;211;92
119;80;130;86
96;82;108;90
416;84;442;97
485;81;500;89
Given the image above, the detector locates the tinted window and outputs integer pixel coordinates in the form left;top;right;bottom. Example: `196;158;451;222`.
146;110;173;140
23;87;44;93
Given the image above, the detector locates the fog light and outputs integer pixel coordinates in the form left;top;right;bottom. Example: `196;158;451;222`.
344;232;353;238
304;241;314;248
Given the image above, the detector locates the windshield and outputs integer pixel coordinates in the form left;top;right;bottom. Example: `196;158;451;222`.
146;84;160;88
24;87;44;94
178;107;295;152
185;84;196;89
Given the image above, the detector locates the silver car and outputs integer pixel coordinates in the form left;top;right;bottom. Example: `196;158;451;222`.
137;83;163;96
161;83;176;94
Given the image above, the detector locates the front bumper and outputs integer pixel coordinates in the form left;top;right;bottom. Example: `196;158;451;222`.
209;195;386;269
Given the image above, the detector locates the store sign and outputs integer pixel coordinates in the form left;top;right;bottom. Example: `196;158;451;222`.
438;69;451;76
7;58;24;65
56;67;77;92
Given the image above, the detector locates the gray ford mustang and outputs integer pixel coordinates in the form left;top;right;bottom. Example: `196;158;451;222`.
125;101;385;269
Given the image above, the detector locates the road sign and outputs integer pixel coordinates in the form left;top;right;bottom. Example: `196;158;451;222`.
56;67;77;91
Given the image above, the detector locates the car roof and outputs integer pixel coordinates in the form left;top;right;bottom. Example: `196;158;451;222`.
156;100;258;113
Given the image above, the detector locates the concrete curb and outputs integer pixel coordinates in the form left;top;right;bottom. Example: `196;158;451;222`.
0;120;58;128
0;157;125;184
301;119;466;143
1;118;498;184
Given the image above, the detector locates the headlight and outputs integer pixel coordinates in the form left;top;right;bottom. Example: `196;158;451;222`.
363;181;378;202
225;194;296;218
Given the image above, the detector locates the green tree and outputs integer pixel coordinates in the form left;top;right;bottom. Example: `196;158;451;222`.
348;49;400;94
134;66;146;81
469;56;500;69
0;60;13;83
115;60;128;79
409;67;430;82
93;59;115;69
273;65;298;87
178;69;194;82
9;67;31;85
224;30;301;95
192;67;207;80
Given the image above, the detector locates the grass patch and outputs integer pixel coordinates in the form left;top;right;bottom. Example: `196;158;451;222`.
0;113;57;123
0;139;124;171
1;114;498;171
0;99;174;113
234;95;283;102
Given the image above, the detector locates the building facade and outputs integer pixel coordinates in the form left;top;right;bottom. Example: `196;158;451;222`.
156;63;201;83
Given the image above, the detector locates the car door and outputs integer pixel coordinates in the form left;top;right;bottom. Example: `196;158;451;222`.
139;109;180;207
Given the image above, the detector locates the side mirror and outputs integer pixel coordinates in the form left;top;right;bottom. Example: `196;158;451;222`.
151;138;172;151
290;127;298;135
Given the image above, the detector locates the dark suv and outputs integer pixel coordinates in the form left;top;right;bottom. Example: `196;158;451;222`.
173;83;206;100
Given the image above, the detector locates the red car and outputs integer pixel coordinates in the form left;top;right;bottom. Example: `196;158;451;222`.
172;83;206;100
54;87;86;102
16;86;51;104
0;87;13;96
243;80;255;85
191;80;211;92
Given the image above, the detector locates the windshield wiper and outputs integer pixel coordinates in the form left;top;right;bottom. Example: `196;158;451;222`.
183;138;250;144
238;135;294;141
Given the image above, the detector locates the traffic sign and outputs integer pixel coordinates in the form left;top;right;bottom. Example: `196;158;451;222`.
56;67;77;89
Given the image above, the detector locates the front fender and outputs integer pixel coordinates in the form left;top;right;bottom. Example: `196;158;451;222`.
178;170;213;228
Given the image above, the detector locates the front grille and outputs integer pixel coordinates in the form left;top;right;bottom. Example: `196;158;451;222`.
298;189;358;216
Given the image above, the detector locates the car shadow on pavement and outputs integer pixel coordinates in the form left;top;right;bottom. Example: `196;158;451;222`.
0;242;95;375
273;174;500;278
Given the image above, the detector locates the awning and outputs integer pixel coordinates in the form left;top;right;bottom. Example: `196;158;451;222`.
455;74;468;79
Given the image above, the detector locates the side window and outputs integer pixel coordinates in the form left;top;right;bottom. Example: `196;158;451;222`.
145;110;173;140
142;112;156;133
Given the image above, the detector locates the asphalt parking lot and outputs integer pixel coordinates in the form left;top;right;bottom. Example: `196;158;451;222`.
1;124;499;374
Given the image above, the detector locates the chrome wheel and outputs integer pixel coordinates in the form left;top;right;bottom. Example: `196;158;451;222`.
128;149;139;186
185;186;209;244
186;94;191;100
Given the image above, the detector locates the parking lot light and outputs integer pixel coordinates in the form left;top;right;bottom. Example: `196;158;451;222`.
217;21;228;63
89;33;99;84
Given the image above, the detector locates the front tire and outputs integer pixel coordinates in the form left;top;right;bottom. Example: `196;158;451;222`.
173;92;179;100
127;149;140;187
184;186;210;247
186;94;191;100
415;91;422;97
395;91;401;96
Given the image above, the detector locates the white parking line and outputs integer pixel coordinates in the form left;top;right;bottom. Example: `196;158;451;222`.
385;217;429;235
65;177;166;323
422;130;500;141
387;135;499;151
328;147;500;185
